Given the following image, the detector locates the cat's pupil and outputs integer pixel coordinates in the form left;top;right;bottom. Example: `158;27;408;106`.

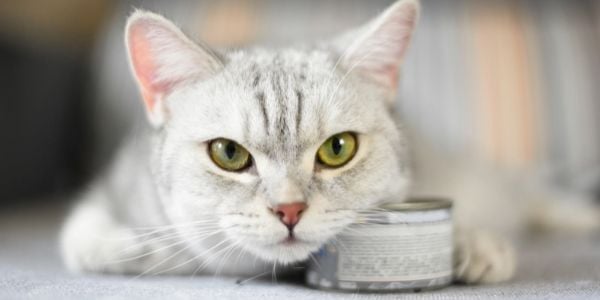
225;142;237;159
332;136;343;155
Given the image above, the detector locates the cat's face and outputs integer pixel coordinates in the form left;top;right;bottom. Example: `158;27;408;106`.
125;0;418;264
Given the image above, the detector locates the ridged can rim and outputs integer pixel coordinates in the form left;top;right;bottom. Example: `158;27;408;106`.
379;197;453;211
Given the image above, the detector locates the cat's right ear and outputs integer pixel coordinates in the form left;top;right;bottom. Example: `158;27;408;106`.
125;10;223;126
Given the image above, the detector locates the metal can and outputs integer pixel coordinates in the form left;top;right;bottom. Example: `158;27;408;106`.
306;198;453;292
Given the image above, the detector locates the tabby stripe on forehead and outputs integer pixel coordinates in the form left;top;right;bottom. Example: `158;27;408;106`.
296;90;303;136
242;110;250;142
299;61;308;81
250;63;260;87
272;71;288;140
255;92;269;135
252;73;260;87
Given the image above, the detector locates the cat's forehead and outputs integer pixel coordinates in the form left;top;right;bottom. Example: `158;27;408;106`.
225;48;338;83
171;47;383;162
220;49;335;157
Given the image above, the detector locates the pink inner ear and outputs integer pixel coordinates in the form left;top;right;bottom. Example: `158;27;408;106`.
392;2;418;60
129;24;160;112
125;11;222;124
370;65;400;91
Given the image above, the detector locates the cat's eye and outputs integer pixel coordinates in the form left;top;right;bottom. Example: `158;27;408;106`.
316;132;357;168
209;138;252;171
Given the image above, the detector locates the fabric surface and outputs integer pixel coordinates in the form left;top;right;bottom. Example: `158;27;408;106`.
1;201;599;300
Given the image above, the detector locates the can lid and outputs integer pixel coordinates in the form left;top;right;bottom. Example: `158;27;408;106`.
380;197;453;211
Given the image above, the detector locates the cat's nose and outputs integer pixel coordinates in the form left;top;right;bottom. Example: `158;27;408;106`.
272;202;307;229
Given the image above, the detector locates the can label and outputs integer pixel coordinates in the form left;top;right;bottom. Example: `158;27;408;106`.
307;207;452;292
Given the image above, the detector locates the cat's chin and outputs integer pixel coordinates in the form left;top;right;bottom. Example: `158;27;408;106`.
246;239;323;264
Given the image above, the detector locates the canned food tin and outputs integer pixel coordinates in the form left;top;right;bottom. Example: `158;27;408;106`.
306;198;453;292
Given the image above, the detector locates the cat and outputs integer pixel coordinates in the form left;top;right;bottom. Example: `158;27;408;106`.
60;0;599;284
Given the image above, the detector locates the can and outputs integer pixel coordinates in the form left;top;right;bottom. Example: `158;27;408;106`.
306;198;453;292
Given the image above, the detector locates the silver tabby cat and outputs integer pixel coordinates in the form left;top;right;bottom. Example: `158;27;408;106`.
61;0;599;283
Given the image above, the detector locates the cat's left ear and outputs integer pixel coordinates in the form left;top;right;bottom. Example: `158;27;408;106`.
333;0;419;99
125;10;223;126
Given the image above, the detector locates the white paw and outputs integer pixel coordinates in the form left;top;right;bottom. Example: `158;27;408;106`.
60;199;149;274
453;230;516;284
62;220;148;274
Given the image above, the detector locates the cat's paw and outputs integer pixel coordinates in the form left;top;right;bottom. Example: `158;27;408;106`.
453;230;516;284
70;229;150;274
61;200;150;274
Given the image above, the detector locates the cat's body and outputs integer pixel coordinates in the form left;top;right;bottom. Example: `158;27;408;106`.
61;0;599;284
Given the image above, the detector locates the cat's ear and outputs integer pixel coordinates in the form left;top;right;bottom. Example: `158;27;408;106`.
333;0;419;97
125;10;223;126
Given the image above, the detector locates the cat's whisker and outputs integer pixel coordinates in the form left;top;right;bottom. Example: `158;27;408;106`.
156;236;232;276
359;206;395;212
106;229;225;265
136;229;232;278
272;247;282;283
214;243;239;277
115;232;181;254
126;219;222;231
236;269;272;285
332;235;350;252
271;258;277;283
232;239;248;269
338;228;380;241
131;237;206;280
308;252;322;270
252;248;259;269
115;227;221;256
105;239;189;265
191;241;239;277
211;245;237;277
211;243;241;274
95;222;221;242
339;225;366;234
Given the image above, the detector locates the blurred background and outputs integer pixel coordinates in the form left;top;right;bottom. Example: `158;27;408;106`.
1;0;600;208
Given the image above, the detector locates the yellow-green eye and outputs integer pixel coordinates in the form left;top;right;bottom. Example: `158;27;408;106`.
317;132;357;168
209;138;252;171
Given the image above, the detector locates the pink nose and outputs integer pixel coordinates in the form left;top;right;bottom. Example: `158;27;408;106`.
272;202;307;229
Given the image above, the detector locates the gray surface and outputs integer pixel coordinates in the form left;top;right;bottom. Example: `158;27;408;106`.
1;202;599;300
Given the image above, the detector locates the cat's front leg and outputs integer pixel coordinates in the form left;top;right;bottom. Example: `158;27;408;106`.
453;228;516;284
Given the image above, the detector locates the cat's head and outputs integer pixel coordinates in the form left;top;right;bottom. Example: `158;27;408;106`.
125;0;418;265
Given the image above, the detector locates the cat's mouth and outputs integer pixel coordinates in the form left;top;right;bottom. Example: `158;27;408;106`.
275;235;318;249
242;234;323;264
280;236;300;245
